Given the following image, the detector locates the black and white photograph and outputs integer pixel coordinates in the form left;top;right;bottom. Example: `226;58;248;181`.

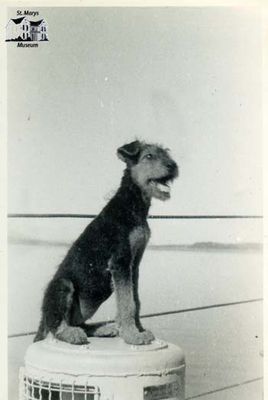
2;3;265;400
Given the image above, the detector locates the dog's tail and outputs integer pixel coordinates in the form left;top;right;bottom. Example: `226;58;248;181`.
34;318;47;342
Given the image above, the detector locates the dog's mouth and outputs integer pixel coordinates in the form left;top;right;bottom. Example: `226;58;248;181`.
148;175;174;200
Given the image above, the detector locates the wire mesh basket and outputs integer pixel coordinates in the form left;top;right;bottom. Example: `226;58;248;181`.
19;369;100;400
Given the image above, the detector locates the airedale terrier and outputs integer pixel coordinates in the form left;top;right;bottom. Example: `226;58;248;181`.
34;140;178;345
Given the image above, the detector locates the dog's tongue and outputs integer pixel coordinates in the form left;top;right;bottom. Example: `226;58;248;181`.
156;182;170;193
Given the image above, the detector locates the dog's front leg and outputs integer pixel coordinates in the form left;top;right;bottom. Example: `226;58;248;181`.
110;252;153;345
132;249;155;342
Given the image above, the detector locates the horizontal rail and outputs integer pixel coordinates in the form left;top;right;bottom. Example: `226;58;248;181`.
185;377;263;399
8;213;263;219
140;298;263;320
8;297;263;339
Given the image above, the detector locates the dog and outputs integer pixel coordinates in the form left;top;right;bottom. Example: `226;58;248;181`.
34;140;178;346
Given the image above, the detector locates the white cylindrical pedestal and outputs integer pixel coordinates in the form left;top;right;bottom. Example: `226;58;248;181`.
20;337;185;400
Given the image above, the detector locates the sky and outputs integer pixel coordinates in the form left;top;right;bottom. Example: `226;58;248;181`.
7;7;262;215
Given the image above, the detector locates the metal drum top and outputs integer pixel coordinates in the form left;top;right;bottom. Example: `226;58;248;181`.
25;337;185;378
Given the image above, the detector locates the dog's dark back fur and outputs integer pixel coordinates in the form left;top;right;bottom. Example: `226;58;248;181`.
54;169;150;309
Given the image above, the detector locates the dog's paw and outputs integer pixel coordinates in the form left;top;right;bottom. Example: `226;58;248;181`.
120;327;154;345
56;327;88;345
93;323;119;337
140;329;155;342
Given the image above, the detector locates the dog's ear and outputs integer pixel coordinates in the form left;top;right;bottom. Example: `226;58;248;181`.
117;141;142;164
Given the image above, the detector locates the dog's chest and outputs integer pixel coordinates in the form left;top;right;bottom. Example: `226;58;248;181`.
129;225;150;254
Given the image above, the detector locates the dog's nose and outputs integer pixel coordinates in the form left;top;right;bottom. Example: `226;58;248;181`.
167;161;177;171
167;161;179;177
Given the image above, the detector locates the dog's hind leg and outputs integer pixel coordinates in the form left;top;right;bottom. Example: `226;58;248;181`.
34;278;88;345
34;317;48;342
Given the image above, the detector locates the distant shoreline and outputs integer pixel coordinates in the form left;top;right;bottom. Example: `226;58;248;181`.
148;242;262;252
8;237;263;252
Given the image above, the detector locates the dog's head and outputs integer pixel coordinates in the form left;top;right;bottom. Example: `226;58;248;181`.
117;140;178;201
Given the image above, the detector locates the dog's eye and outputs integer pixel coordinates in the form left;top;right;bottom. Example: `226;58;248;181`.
145;154;153;160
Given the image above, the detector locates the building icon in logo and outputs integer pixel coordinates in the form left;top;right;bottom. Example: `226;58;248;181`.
6;17;48;41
